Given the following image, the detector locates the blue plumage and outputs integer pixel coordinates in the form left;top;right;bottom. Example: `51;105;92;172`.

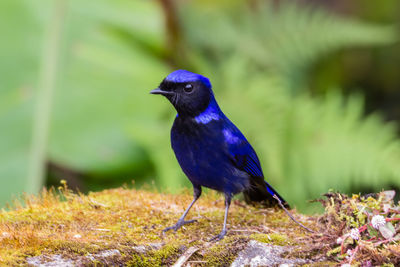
165;69;212;88
151;70;288;240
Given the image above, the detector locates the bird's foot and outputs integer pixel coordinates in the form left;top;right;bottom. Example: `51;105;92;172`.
208;229;227;242
162;219;197;233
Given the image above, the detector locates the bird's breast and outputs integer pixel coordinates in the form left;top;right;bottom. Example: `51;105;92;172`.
170;117;249;193
171;118;224;168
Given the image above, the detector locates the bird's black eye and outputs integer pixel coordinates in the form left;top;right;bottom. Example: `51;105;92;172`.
184;83;194;93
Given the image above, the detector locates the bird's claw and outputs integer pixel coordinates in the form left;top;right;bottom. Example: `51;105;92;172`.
163;219;197;233
208;229;227;242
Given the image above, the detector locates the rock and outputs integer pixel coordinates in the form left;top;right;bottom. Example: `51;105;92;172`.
132;242;164;254
26;254;75;267
231;240;309;267
26;249;121;267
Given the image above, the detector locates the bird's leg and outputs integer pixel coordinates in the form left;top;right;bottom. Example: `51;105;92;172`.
209;194;232;241
163;186;201;232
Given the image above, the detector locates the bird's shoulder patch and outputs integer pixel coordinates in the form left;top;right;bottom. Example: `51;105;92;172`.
194;103;220;124
223;129;241;144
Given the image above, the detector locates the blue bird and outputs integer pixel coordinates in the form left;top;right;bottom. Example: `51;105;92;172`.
151;70;289;241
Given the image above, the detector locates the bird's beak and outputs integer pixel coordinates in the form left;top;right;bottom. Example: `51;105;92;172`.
150;88;174;96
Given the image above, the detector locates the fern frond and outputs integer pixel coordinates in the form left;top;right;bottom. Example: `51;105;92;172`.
182;1;397;92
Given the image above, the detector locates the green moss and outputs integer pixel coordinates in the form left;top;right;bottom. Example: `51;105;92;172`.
151;244;181;265
300;262;338;267
249;233;290;246
126;245;181;267
202;238;244;266
326;246;341;257
0;185;342;265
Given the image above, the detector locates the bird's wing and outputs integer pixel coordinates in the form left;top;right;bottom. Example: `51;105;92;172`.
223;123;289;206
223;126;263;178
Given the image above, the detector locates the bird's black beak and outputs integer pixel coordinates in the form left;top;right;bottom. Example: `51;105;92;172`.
150;88;174;96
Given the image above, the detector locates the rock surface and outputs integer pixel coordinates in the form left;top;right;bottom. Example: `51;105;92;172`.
231;240;310;267
26;249;121;267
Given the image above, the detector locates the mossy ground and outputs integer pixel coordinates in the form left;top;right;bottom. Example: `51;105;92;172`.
0;183;397;266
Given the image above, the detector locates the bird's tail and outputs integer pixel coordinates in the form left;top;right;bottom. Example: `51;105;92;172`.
243;178;290;209
244;178;315;232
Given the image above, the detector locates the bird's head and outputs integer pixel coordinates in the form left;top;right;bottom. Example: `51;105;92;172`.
151;70;214;116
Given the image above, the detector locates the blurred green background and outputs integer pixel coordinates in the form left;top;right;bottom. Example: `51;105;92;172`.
1;0;400;212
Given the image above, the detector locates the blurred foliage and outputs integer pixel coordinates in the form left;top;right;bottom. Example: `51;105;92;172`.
0;0;171;204
0;0;42;206
0;0;399;212
181;1;397;91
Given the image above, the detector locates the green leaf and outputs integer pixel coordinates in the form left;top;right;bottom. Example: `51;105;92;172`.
367;225;379;238
379;222;396;239
0;0;43;205
0;0;170;205
380;190;396;202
